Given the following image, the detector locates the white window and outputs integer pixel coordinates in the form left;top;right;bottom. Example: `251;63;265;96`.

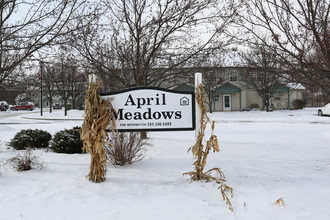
214;94;220;102
274;93;281;100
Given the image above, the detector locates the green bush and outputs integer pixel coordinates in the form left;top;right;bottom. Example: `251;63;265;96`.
50;126;84;154
9;129;52;150
292;99;305;110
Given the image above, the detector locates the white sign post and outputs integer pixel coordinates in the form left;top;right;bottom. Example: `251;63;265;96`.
88;74;97;83
101;87;195;132
195;73;202;137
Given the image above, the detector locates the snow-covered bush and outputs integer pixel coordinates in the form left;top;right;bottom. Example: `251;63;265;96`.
50;126;84;154
9;129;52;150
105;132;149;166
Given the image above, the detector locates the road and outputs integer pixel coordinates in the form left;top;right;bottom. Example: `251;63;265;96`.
0;109;84;125
0;110;48;124
0;111;29;119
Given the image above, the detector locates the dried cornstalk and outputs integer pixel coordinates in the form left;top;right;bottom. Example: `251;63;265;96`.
81;76;116;183
184;83;234;212
275;197;285;207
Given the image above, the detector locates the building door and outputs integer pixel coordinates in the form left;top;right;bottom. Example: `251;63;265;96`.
223;94;231;111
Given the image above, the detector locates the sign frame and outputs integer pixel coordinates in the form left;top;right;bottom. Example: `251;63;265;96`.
100;87;195;132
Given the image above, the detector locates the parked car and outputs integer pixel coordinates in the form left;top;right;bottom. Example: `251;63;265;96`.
318;103;330;116
0;101;9;111
10;102;35;111
52;104;62;110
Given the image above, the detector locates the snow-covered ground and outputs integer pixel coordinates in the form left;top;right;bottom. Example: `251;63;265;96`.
0;108;330;220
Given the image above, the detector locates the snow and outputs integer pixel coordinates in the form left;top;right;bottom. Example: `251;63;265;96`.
1;108;330;220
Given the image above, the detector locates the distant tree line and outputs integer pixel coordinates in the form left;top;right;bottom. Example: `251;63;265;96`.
0;0;328;107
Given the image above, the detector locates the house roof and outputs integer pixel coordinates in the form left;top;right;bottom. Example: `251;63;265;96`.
214;81;242;93
286;83;306;90
172;83;194;92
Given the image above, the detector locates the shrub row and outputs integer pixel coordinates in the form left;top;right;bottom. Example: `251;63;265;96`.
9;128;149;166
9;127;84;154
9;129;51;150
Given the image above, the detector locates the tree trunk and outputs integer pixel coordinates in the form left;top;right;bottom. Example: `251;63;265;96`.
209;102;213;113
265;99;270;112
64;99;67;116
49;98;53;113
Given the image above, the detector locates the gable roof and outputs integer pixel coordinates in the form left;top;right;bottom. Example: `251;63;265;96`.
172;83;194;92
214;80;244;93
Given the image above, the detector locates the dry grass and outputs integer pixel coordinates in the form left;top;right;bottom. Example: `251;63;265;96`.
183;83;234;212
105;132;149;166
6;147;46;172
81;76;117;183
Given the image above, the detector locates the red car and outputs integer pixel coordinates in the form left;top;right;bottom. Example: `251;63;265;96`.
10;102;35;111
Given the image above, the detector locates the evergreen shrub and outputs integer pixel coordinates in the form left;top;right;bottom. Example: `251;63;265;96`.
9;129;52;150
50;126;84;154
250;103;259;109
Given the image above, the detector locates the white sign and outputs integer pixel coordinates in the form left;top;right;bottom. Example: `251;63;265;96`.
101;87;195;131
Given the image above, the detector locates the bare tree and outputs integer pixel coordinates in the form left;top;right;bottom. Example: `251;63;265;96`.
203;70;226;113
0;62;31;104
241;45;283;112
72;0;241;89
71;0;241;138
190;50;229;113
238;0;330;96
48;56;85;116
43;63;58;113
0;0;83;88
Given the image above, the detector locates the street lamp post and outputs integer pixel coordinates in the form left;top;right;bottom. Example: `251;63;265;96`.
40;61;43;116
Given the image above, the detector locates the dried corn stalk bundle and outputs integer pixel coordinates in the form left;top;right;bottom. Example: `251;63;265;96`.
81;76;116;183
184;83;234;212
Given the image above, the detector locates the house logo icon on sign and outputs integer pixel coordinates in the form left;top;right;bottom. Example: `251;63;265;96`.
180;97;189;106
